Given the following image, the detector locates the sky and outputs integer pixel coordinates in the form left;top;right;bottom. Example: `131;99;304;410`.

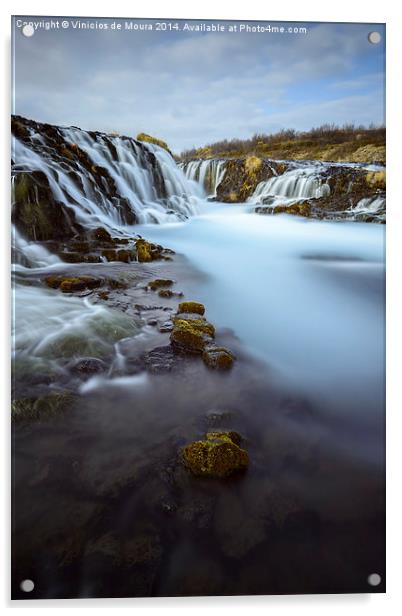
12;17;385;153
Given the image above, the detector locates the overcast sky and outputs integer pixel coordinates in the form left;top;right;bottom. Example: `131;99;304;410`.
13;18;385;153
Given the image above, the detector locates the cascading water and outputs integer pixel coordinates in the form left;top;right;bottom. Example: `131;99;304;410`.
12;121;203;232
249;164;331;204
181;159;226;197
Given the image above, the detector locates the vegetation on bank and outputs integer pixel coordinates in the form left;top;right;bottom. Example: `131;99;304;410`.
179;124;386;164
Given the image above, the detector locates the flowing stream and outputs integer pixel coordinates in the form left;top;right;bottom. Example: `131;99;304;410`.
11;128;386;598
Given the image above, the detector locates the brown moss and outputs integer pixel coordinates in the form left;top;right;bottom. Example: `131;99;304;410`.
177;301;205;315
182;431;248;478
92;227;113;243
136;132;172;155
45;275;102;292
366;170;386;189
245;155;262;175
102;249;118;261
135;239;153;262
148;279;174;291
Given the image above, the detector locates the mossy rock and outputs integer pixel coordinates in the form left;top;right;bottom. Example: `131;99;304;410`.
44;275;102;292
182;431;248;478
12;171;82;241
170;318;214;354
12;391;76;422
91;227;113;243
177;301;205;316
158;289;175;298
203;346;236;370
148;279;174;291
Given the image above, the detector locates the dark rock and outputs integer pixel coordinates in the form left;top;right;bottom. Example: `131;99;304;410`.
68;357;107;376
144;346;182;374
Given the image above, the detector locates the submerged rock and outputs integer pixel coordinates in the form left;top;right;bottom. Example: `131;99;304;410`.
182;431;248;478
203;346;235;370
68;357;107;376
12;391;76;421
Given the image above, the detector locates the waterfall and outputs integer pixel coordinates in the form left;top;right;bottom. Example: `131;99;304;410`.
181;159;226;197
249;165;331;204
351;196;386;222
12;120;203;231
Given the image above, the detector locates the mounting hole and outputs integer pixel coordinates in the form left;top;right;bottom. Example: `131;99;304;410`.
20;579;34;593
368;31;381;44
367;573;381;587
22;24;35;37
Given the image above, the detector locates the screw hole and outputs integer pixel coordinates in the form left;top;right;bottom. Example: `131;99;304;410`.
367;573;381;587
20;579;34;592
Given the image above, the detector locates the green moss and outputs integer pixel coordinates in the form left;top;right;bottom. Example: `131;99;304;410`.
12;392;76;422
177;301;205;316
182;431;248;478
44;276;102;292
170;318;214;353
135;239;153;262
203;346;235;370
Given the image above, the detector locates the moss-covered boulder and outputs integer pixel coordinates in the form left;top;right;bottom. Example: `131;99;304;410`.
203;346;235;370
44;275;102;292
170;317;215;353
182;431;248;478
177;301;205;316
148;279;174;291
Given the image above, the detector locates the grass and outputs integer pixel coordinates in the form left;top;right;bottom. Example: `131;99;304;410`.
179;124;386;164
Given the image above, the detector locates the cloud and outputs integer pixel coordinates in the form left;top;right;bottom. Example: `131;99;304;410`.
13;19;385;151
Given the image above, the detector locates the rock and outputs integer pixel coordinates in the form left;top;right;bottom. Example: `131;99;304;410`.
11;391;76;421
158;289;175;298
144;346;182;374
182;431;248;478
170;318;215;354
148;278;174;291
68;357;107;375
203;346;235;370
44;275;102;292
12;171;83;241
135;239;155;262
205;409;233;428
177;301;205;316
147;318;158;326
159;320;174;333
91;227;113;243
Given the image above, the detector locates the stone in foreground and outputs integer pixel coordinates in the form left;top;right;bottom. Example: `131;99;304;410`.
177;301;205;316
182;431;248;478
203;346;235;370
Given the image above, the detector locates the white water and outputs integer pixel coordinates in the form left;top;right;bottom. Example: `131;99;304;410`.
351;196;386;221
12;129;203;230
12;137;385;416
181;159;226;197
249;164;331;204
134;203;385;413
